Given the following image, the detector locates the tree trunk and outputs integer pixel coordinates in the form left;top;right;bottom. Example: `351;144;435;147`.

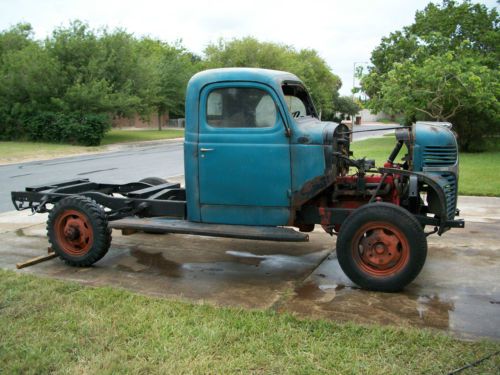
158;112;162;131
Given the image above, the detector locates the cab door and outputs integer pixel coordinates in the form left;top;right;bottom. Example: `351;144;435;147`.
198;82;291;225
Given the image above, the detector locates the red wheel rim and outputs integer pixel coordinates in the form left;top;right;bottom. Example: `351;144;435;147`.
54;209;93;256
351;221;409;277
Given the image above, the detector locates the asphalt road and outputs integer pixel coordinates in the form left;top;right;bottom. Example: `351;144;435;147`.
1;142;185;212
0;124;397;212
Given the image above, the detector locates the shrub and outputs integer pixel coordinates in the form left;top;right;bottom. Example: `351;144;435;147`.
25;112;110;146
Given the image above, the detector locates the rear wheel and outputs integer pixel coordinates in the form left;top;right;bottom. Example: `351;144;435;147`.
336;203;427;292
47;196;111;266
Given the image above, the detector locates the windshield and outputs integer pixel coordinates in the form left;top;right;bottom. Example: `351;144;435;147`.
282;82;318;119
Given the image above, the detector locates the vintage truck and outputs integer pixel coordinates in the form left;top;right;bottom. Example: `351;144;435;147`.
11;68;464;292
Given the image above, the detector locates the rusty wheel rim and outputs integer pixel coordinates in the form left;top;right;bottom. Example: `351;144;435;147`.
351;221;409;277
54;209;93;256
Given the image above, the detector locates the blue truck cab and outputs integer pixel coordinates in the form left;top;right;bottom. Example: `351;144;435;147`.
12;68;464;292
184;68;338;226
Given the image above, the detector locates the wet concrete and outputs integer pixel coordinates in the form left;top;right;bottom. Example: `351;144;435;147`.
0;213;331;309
0;196;498;340
279;197;500;340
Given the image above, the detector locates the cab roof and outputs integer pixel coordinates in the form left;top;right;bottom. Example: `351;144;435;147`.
188;68;302;90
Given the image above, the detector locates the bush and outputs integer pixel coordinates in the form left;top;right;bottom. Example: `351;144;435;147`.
452;110;500;152
25;112;110;146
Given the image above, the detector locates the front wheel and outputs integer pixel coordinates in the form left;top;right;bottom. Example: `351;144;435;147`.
47;196;112;266
336;203;427;292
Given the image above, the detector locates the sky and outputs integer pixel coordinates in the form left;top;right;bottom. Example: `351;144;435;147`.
0;0;497;95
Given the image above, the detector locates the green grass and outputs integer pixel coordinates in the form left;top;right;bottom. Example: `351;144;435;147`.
0;129;184;164
100;129;184;145
0;270;498;374
351;136;500;196
0;141;103;164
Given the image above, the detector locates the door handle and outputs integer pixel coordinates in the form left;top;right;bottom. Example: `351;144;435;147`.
200;148;214;152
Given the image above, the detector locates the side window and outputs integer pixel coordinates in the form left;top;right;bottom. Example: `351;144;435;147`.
281;83;317;119
206;87;277;128
284;96;307;117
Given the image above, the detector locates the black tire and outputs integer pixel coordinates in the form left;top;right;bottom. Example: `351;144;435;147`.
139;177;167;186
47;196;112;266
336;203;427;292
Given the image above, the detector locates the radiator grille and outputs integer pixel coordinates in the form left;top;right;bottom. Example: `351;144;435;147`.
441;173;457;220
423;146;457;167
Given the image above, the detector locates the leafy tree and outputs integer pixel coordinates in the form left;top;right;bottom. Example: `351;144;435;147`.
332;95;361;122
204;37;341;119
361;0;499;151
46;22;146;117
141;40;202;129
0;23;34;60
0;24;340;143
0;21;198;142
0;42;63;139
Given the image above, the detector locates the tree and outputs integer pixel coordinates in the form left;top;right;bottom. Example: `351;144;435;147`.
361;0;499;151
0;24;343;143
0;23;34;60
204;37;341;119
0;35;63;139
46;22;146;117
140;40;202;130
332;95;361;122
0;20;203;143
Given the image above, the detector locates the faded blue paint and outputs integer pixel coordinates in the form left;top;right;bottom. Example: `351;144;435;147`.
412;123;459;220
289;118;338;206
184;70;202;222
412;123;458;172
184;68;337;225
200;205;291;226
198;81;291;224
291;144;326;189
290;117;335;145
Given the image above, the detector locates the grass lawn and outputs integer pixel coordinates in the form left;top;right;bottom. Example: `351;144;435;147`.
0;270;498;374
0;141;104;164
0;129;184;164
351;135;500;196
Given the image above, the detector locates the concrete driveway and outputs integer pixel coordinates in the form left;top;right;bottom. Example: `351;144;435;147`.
0;195;498;340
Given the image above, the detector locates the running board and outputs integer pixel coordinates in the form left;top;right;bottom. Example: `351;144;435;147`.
109;217;309;242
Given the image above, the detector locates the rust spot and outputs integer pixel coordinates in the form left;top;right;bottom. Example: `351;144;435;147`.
318;207;332;226
293;174;334;207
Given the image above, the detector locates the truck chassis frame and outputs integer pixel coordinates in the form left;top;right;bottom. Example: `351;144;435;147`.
11;176;463;243
12;179;186;220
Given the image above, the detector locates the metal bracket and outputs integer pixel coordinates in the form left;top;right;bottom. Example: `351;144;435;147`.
409;174;418;197
425;227;439;237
